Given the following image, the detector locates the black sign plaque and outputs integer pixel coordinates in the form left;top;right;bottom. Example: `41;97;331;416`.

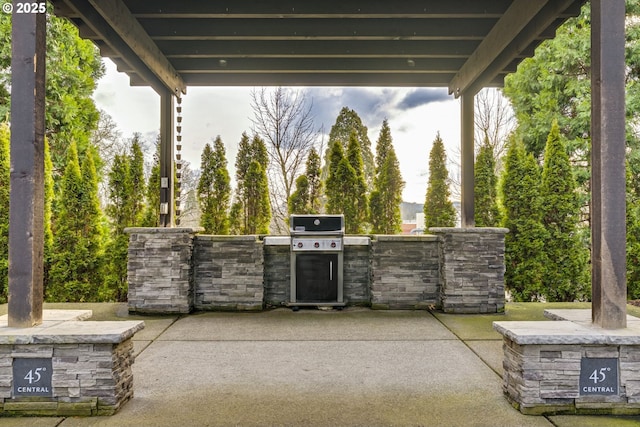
580;358;618;396
13;358;53;397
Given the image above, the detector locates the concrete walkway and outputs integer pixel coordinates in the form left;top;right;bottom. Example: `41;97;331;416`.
2;304;640;426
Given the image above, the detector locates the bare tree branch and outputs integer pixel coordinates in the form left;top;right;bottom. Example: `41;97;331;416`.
250;87;320;232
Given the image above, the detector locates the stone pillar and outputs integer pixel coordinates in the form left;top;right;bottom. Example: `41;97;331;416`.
430;227;508;314
125;227;201;314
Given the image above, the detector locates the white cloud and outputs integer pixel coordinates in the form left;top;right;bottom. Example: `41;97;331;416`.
93;59;463;204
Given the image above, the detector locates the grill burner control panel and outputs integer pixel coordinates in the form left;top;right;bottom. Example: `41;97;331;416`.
291;238;342;251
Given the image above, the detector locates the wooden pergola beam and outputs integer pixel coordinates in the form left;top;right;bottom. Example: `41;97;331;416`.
89;0;186;95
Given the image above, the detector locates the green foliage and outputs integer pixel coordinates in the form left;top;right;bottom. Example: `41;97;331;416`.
198;137;231;234
101;137;147;302
141;144;161;227
128;137;146;225
424;133;456;228
370;120;404;234
43;138;54;296
0;124;8;302
474;138;501;227
288;174;310;215
103;153;131;301
539;122;589;301
501;139;548;302
325;107;375;187
628;161;640;299
306;148;323;214
231;134;271;234
0;10;105;175
48;142;106;302
503;2;640;221
325;134;368;234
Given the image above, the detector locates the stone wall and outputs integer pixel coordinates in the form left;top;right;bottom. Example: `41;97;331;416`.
193;235;264;311
125;228;507;313
369;235;440;310
263;237;290;307
125;228;201;314
430;227;508;314
344;238;371;305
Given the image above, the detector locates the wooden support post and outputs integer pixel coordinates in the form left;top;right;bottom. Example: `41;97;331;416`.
591;0;627;329
159;90;175;228
461;93;475;228
8;10;46;327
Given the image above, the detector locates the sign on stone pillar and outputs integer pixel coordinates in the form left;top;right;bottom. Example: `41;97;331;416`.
8;8;46;327
591;0;627;329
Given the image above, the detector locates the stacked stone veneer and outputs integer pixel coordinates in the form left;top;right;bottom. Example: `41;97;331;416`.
125;227;201;314
194;235;264;311
495;310;640;415
0;311;144;416
430;227;508;314
126;228;507;313
370;235;440;310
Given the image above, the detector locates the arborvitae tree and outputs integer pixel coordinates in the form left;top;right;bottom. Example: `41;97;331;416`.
325;136;368;234
474;137;501;227
346;133;368;233
0;124;8;302
103;152;131;301
79;148;107;291
141;146;161;227
288;147;323;215
325;141;349;214
501;138;548;301
244;160;271;234
326;107;375;187
370;119;404;234
128;137;146;225
288;174;310;214
306;148;322;213
48;142;105;302
230;134;271;234
627;161;640;299
198;137;231;234
43;138;54;296
539;121;589;301
424;133;457;228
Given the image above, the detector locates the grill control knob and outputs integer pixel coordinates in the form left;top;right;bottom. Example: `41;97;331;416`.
297;242;303;248
314;242;320;248
331;242;336;248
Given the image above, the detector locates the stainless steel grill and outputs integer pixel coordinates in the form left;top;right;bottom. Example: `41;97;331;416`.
289;215;345;309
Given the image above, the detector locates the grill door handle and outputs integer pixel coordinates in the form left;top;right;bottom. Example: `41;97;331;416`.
330;261;333;281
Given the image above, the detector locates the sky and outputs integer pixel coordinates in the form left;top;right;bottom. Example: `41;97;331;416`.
92;59;462;204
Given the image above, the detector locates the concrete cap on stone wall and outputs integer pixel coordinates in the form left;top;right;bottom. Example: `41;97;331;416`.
197;235;261;242
429;227;509;234
124;227;204;234
0;320;145;345
372;234;439;242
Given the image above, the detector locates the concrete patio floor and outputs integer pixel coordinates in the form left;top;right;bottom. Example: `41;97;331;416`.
1;302;640;426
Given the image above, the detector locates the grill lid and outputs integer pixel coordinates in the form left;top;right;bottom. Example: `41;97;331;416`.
290;215;344;234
